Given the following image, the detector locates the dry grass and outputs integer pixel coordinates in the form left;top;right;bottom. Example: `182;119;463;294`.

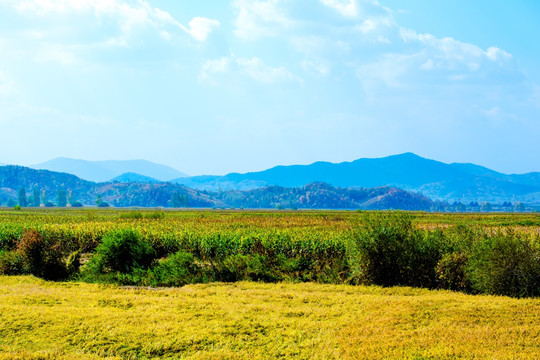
0;276;538;359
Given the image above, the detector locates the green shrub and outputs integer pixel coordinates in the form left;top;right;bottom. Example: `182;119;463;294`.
90;229;157;274
467;231;540;297
17;229;68;280
348;212;441;288
436;252;471;292
0;250;27;275
150;251;201;286
221;254;277;282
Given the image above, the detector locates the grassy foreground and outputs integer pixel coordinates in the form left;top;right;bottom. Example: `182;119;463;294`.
0;276;538;359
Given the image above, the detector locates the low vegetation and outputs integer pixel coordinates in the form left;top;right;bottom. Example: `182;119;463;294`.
0;209;538;297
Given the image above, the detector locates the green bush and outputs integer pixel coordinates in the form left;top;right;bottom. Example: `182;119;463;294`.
150;251;201;286
467;231;540;297
89;229;157;274
221;254;277;282
436;252;471;292
17;229;69;280
348;212;441;288
0;250;27;275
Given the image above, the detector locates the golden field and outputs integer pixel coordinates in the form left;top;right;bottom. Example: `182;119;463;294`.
0;276;539;359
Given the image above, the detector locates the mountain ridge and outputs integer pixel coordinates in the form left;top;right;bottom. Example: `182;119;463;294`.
172;153;540;203
0;165;438;210
31;158;188;183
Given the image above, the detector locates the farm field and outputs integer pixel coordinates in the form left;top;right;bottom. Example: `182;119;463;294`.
1;276;539;359
0;209;539;359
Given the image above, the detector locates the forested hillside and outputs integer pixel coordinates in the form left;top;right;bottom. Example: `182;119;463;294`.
0;166;436;210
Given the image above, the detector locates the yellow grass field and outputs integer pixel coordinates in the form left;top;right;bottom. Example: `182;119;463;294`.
0;276;538;359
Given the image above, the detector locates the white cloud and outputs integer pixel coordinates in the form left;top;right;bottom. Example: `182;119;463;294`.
400;28;512;70
485;46;512;62
1;0;219;44
233;0;294;40
182;17;220;42
237;57;296;83
201;55;297;84
200;56;232;83
319;0;358;18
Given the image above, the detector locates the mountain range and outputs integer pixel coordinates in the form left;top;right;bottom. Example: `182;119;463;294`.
31;158;188;182
171;153;540;203
0;166;434;210
1;153;539;206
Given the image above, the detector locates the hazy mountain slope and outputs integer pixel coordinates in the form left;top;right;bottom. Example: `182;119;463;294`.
0;188;17;205
111;172;160;183
91;183;217;208
449;163;505;177
174;175;267;191
172;153;471;190
94;160;188;181
417;176;540;203
508;172;540;187
32;158;187;182
219;153;471;189
0;165;95;203
0;165;435;210
172;153;540;203
214;183;434;210
31;158;112;182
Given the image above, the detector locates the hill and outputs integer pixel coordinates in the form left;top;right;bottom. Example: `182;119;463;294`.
31;158;188;182
111;172;160;183
0;166;94;205
172;153;540;203
0;166;435;210
216;182;433;210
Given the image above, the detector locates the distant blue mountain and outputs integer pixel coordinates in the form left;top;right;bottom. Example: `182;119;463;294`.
31;158;188;182
111;172;160;183
0;165;434;210
172;153;540;203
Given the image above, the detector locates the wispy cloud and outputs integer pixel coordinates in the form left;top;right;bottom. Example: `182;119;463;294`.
0;0;220;44
319;0;358;18
232;0;294;40
201;54;298;84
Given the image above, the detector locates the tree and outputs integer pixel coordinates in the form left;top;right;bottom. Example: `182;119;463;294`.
481;202;492;212
41;190;48;207
18;188;27;207
32;188;40;207
171;192;189;207
514;202;525;212
57;190;67;207
68;190;73;207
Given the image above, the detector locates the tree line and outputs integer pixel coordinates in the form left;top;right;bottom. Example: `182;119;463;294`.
9;187;83;208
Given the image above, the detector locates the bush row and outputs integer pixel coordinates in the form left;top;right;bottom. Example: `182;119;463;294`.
0;213;538;297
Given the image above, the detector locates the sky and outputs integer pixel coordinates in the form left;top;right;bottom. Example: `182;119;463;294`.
0;0;539;176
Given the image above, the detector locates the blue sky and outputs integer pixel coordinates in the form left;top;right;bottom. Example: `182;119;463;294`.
0;0;538;175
